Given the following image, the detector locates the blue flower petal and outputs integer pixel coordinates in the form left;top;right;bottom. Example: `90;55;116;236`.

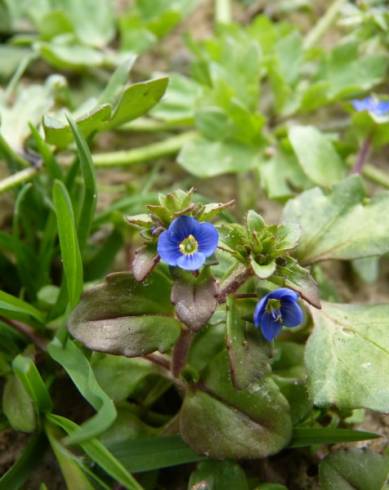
261;312;283;341
375;101;389;116
157;230;181;266
352;97;374;112
268;288;298;302
176;252;206;271
281;299;304;327
253;295;268;326
169;216;198;242
195;222;219;257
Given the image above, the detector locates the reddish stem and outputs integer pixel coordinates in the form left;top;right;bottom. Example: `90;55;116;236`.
171;328;193;377
353;136;372;174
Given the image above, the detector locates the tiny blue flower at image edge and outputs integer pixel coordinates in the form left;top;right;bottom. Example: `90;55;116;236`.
352;96;389;117
253;288;304;342
157;215;219;271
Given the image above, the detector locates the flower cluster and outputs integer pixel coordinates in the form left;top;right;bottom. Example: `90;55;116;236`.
253;288;304;341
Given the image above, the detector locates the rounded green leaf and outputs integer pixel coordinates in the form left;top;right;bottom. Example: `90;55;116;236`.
179;351;292;459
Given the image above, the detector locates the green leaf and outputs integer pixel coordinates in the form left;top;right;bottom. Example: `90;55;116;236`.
226;297;270;389
0;290;44;323
319;449;389;490
67;115;97;251
106;78;169;129
0;433;46;490
68;272;181;357
92;355;161;402
47;336;116;445
289;126;346;187
260;150;310;200
178;137;260;177
180;350;292;459
45;423;96;490
0;79;56;151
44;77;168;147
108;435;205;473
320;42;388;99
150;73;202;123
52;180;83;309
43;104;111;147
250;257;276;279
283;175;389;264
12;355;52;413
47;414;143;490
306;301;389;411
58;0;115;48
2;375;36;432
290;427;380;448
189;460;249;490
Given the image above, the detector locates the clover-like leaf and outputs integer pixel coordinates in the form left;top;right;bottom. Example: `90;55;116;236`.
306;301;389;412
68;272;181;357
283;175;389;264
179;351;292;459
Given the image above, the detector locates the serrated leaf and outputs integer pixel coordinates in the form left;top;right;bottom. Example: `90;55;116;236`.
283;176;389;264
306;301;389;411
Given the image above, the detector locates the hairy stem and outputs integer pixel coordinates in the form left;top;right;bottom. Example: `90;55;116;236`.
0;167;39;194
353;136;372;174
92;131;197;168
304;0;347;49
171;328;194;378
1;317;48;351
217;266;253;303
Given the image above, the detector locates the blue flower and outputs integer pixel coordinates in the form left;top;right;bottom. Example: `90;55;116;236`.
352;96;389;117
253;288;304;341
157;215;219;271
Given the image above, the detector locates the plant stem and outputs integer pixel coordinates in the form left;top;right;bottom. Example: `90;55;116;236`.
119;118;192;133
353;136;372;174
1;317;48;351
0;166;39;194
215;0;231;24
171;329;194;378
92;131;197;168
362;164;389;189
303;0;347;49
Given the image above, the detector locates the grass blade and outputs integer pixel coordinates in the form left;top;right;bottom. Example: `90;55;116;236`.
47;336;116;445
52;179;83;309
67;115;97;252
108;435;205;473
47;414;143;490
289;427;380;448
